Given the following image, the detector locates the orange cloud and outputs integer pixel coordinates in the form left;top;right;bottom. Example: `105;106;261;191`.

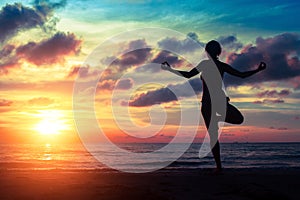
0;99;13;106
28;97;54;106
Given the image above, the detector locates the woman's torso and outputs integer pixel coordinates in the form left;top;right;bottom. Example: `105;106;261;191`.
201;59;227;104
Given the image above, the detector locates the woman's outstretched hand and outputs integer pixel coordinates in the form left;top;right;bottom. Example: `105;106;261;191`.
161;61;171;71
258;62;266;71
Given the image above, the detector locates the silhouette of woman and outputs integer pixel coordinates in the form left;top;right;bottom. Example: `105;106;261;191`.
161;40;266;173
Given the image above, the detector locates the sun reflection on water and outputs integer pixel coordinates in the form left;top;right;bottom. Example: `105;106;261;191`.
43;143;52;161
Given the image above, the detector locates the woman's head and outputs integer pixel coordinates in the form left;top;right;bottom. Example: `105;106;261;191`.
205;40;221;59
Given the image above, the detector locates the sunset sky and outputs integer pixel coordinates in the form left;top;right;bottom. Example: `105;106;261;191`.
0;0;300;144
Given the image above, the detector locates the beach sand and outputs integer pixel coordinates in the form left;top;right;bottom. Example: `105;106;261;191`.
1;168;299;200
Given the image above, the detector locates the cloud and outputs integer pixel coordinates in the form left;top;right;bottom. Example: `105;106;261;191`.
28;97;54;106
223;133;235;137
136;50;189;74
226;33;300;87
0;44;19;74
67;65;81;78
290;76;300;90
113;48;151;67
0;99;13;106
111;39;151;69
100;39;152;83
256;89;290;98
253;99;285;104
0;45;18;75
115;78;134;90
16;32;81;65
217;35;243;50
0;44;15;57
103;34;200;79
157;32;204;54
67;65;99;79
128;78;202;107
97;39;152;90
278;127;288;130
0;0;66;43
0;1;81;74
269;126;288;130
151;50;184;67
97;79;115;91
0;32;81;73
135;63;162;73
128;87;177;107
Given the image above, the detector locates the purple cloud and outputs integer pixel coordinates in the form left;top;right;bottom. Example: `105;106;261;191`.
128;78;202;107
269;126;288;130
128;87;177;107
111;39;152;69
67;65;100;79
257;89;290;98
0;0;66;43
226;33;300;87
217;35;243;50
97;79;115;91
112;48;152;67
97;40;152;91
116;78;134;90
151;50;183;67
253;99;285;104
0;32;81;74
0;44;19;74
16;32;81;65
157;32;204;54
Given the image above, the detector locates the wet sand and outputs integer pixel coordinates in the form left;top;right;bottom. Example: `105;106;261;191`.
1;168;300;200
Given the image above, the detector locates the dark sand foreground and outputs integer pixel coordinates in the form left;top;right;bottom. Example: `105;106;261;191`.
1;168;300;200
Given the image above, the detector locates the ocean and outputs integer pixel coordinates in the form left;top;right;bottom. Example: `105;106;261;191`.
0;143;299;171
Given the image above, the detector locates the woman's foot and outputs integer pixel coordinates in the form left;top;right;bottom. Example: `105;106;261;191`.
212;167;223;175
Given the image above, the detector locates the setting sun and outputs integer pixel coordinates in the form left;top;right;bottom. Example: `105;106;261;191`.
33;110;70;135
35;119;67;135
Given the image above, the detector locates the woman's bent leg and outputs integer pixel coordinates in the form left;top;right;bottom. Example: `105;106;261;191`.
225;103;244;124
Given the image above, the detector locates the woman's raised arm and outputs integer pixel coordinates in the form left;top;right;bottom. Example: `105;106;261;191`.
161;61;200;79
224;62;266;78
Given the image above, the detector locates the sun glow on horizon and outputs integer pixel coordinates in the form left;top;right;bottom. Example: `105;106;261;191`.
35;119;65;135
33;110;70;136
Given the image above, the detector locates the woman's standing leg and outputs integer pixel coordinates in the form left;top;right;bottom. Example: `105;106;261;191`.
212;141;221;170
201;103;222;171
